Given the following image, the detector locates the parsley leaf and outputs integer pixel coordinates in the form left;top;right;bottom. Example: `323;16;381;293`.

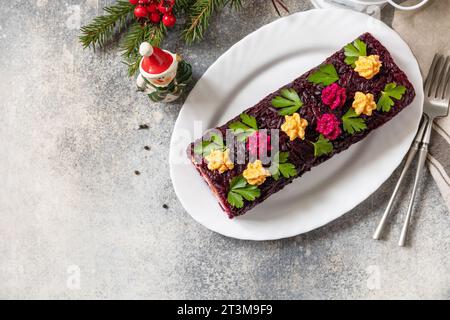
278;151;289;163
193;132;225;157
342;108;367;134
279;163;297;179
239;113;258;130
227;175;261;208
229;174;247;189
233;186;260;201
229;113;258;142
377;83;407;112
307;64;339;86
227;190;244;209
344;39;367;67
312;134;333;157
271;88;304;116
269;151;297;180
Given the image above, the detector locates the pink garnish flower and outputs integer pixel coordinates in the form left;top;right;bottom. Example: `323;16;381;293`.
316;113;342;140
321;83;347;110
247;131;271;157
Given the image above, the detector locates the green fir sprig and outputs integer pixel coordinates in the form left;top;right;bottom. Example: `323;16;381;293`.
80;0;284;77
79;0;135;49
174;0;197;13
181;0;242;44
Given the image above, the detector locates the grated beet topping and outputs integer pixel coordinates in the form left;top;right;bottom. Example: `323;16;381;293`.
322;83;347;110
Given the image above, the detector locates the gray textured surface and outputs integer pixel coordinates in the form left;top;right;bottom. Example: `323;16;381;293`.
0;0;449;300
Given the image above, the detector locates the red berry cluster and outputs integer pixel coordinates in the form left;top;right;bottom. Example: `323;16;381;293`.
130;0;176;27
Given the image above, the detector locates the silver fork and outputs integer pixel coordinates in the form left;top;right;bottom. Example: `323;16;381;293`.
373;54;450;246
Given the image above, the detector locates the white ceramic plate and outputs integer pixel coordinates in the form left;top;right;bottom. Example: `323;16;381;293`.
169;9;423;240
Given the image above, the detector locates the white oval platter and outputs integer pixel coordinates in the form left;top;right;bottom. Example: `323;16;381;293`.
169;9;423;240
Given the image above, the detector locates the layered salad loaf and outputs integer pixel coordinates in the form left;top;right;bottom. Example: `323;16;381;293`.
187;33;415;218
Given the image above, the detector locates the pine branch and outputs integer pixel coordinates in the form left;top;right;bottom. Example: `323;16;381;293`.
120;22;167;76
174;0;197;13
79;0;134;49
182;0;221;45
226;0;243;9
271;0;289;16
122;56;141;77
182;0;241;45
120;23;151;58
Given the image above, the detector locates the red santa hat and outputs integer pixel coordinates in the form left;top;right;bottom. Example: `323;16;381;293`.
139;42;174;75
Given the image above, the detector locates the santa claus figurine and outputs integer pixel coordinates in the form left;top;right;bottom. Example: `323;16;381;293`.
136;42;192;102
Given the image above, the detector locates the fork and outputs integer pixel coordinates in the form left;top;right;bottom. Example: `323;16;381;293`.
373;54;450;246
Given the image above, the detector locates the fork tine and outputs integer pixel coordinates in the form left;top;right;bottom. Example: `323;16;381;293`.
429;55;445;98
440;57;450;101
424;54;440;96
435;56;449;98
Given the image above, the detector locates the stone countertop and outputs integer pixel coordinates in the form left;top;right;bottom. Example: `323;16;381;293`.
0;0;449;299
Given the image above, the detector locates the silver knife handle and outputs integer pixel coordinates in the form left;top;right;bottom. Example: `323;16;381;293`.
373;118;427;240
372;144;418;240
398;120;433;246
